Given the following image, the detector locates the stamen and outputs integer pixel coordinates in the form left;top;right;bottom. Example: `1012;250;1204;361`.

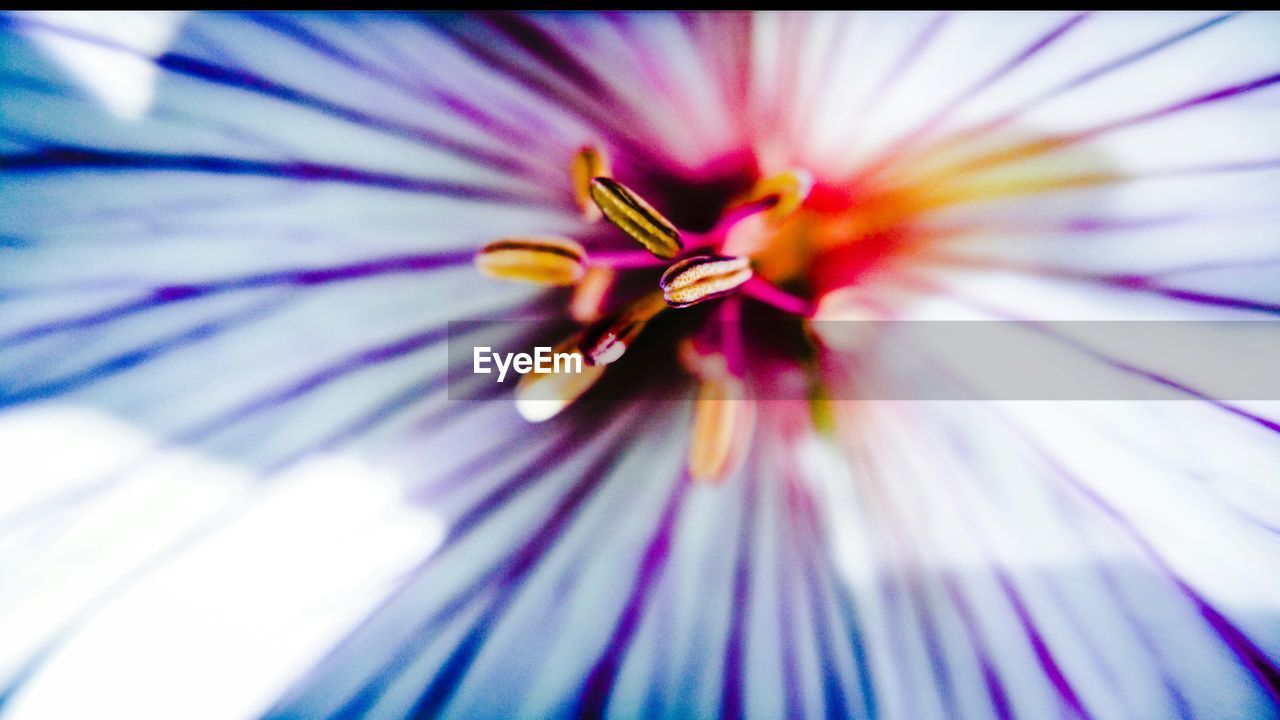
659;254;753;308
515;335;604;423
664;193;781;258
475;236;588;286
583;249;669;269
806;287;885;351
677;337;729;379
589;177;683;259
572;145;611;222
745;169;813;224
740;275;813;317
688;373;750;484
579;293;667;366
569;266;614;323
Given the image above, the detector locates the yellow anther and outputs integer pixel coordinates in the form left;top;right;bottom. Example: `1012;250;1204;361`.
475;236;588;286
745;169;813;224
572;145;611;222
688;373;751;484
589;177;683;259
659;254;753;308
514;336;604;423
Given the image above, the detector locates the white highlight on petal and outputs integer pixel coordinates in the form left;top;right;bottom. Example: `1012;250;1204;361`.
0;405;444;720
16;11;188;120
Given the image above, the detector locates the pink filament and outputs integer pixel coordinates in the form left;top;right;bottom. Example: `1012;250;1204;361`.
741;276;813;317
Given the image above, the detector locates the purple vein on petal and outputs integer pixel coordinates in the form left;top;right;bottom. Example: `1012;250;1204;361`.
940;570;1016;720
826;550;882;720
369;18;576;157
259;374;450;473
423;14;659;168
789;475;866;719
1048;497;1197;718
863;459;960;719
907;568;962;717
995;407;1280;710
1081;71;1280;142
0;66;65;95
840;12;951;143
921;383;1201;719
273;404;646;718
399;432;642;719
0;322;504;716
258;320;554;478
1040;574;1133;712
1149;157;1280;177
881;402;1092;717
774;471;808;720
1153;254;1280;278
865;12;1091;176
938;288;1280;435
484;13;614;101
992;569;1092;718
1117;284;1280;316
942;12;1091;115
5;303;545;540
719;470;759;720
603;13;694;136
929;425;1094;716
261;422;611;716
1;293;289;405
0;308;525;537
243;13;554;167
171;323;456;445
968;13;1242;143
1032;323;1280;436
914;254;1280;317
171;17;241;66
1;146;542;202
0;248;476;349
946;70;1280;178
407;411;567;510
575;474;689;719
877;573;920;717
858;409;1018;720
1;14;542;176
882;13;1242;175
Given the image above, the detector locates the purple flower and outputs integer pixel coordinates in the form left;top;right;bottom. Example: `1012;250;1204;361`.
1;11;1278;720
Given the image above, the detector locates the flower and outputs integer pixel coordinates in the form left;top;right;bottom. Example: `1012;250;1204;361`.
1;10;1279;720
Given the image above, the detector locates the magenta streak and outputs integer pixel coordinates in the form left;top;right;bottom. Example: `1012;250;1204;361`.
587;250;669;269
719;297;747;377
741;276;814;317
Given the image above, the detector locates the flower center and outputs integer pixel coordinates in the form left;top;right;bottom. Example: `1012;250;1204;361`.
474;145;848;483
